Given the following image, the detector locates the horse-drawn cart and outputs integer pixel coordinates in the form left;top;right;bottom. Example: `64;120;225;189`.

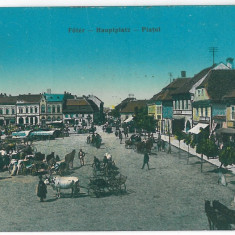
88;158;127;197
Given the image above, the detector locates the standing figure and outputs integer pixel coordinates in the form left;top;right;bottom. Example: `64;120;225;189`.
120;132;123;144
141;152;150;170
78;149;85;166
36;175;47;202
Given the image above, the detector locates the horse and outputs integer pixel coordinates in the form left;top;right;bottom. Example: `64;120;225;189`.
205;200;231;230
65;150;76;170
46;152;55;164
44;175;80;198
212;200;235;224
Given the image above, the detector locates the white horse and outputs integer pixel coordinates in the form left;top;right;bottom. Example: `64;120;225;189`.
44;176;80;198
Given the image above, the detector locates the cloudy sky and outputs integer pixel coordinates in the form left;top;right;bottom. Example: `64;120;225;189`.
0;6;235;107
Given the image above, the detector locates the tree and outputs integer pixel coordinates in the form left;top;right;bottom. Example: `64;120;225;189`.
204;134;218;159
196;128;209;172
219;143;235;167
110;108;120;119
133;107;156;134
184;133;192;164
175;130;185;150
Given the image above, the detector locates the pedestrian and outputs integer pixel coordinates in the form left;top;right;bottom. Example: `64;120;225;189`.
78;149;85;166
36;175;47;202
120;132;123;144
141;151;150;170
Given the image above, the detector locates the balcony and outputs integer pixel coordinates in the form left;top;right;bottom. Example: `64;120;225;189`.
173;109;191;115
199;116;210;122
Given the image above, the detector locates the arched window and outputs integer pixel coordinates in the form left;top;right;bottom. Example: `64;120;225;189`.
6;109;9;115
47;105;51;113
52;105;56;113
57;105;61;113
30;107;33;113
57;116;61;121
0;108;3;115
52;116;56;121
26;107;29;113
26;117;29;124
47;116;51;121
12;109;15;114
41;104;45;113
35;107;38;113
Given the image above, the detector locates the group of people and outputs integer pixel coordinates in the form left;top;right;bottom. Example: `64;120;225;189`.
87;133;102;148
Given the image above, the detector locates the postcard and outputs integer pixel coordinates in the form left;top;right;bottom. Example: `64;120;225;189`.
0;5;234;232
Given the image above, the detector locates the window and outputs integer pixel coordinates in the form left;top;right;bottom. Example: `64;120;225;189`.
26;107;29;113
30;107;33;113
52;105;56;113
6;109;9;115
41;104;45;113
0;108;3;115
201;108;203;116
196;108;199;116
185;100;188;110
57;105;61;113
12;109;15;114
232;106;235;120
182;100;184;110
201;89;204;96
47;105;51;113
205;107;208;117
198;90;201;96
35;107;38;113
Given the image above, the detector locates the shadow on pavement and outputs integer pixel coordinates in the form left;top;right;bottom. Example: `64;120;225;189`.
45;198;58;202
207;168;232;174
0;176;12;180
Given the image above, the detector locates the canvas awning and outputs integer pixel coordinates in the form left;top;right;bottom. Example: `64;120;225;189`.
124;116;133;123
12;131;31;138
30;131;55;136
188;123;209;134
216;128;235;135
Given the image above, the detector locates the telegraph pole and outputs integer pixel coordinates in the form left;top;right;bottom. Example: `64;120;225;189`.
209;47;218;65
168;72;173;83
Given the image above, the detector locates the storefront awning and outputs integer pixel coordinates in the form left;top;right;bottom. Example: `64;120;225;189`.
12;131;31;138
30;131;55;136
216;128;235;135
124;116;133;123
188;123;209;134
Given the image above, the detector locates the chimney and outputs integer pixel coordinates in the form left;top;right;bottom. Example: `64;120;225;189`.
181;71;186;78
226;57;234;69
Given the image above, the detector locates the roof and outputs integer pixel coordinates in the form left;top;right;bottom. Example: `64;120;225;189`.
151;78;189;101
66;99;90;106
0;96;18;105
120;100;148;113
172;66;213;95
197;70;235;101
115;97;136;111
44;94;64;102
17;94;42;103
223;89;235;99
63;98;95;114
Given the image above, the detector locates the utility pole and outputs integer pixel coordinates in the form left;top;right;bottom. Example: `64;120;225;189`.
167;119;171;154
168;72;173;83
209;47;218;65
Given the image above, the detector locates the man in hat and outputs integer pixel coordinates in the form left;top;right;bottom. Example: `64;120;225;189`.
36;175;47;202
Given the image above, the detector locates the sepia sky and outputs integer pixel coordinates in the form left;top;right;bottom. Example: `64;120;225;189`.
0;6;235;107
